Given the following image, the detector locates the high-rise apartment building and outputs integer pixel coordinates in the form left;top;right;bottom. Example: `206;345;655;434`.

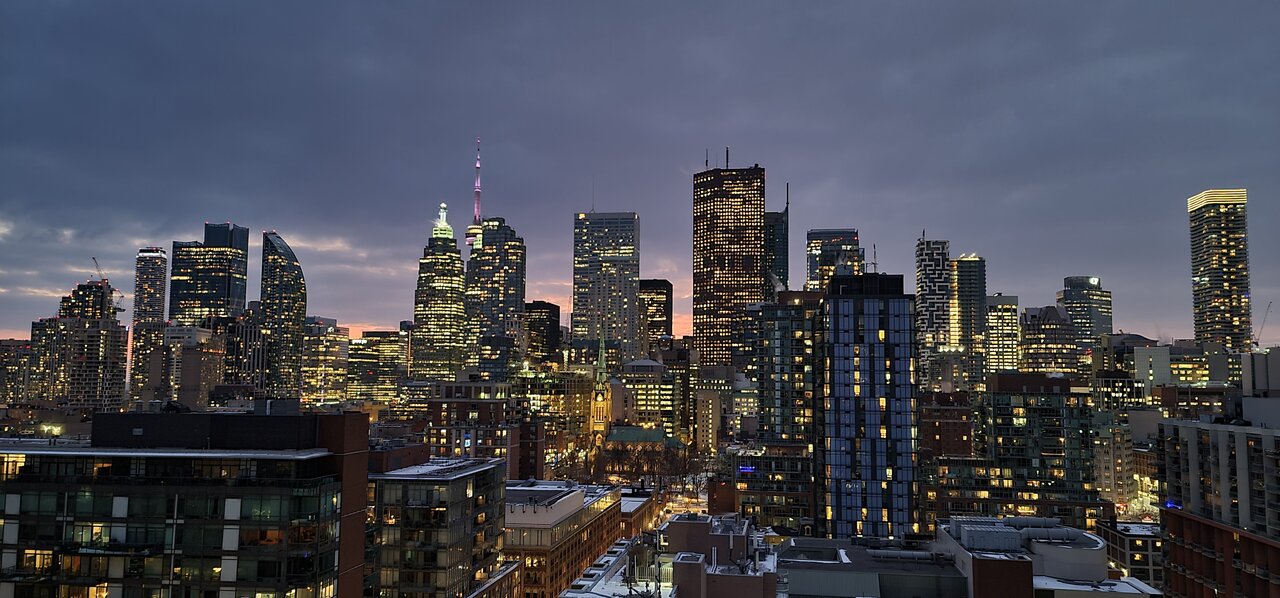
260;231;306;398
820;274;918;539
0;411;369;597
764;192;790;293
465;217;526;381
805;229;863;292
30;280;128;411
129;246;167;401
302;316;348;404
524;300;562;365
915;239;951;391
0;340;35;404
169;222;249;326
1057;276;1113;355
949;255;987;391
140;326;225;408
638;279;673;340
693;164;766;367
572;212;640;362
1188;189;1252;353
985;294;1019;374
1019;306;1078;375
411;203;469;381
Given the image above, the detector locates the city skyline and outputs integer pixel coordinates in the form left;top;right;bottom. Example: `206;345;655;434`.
3;4;1279;345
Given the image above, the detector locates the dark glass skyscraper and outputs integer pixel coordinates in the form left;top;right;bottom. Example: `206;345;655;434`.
525;300;562;365
805;229;863;292
168;222;249;326
638;279;674;339
764;190;789;293
1057;276;1113;356
465;217;526;381
260;231;306;397
693;164;766;367
130;247;168;401
820;274;918;539
949;254;986;391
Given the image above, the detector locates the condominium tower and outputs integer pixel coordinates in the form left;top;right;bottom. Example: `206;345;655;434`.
129;246;167;401
260;231;306;397
1188;189;1251;352
805;229;863;292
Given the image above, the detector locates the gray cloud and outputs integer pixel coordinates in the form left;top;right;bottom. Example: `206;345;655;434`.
1;2;1278;343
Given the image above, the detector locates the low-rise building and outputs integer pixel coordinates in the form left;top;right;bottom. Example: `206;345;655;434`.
503;480;622;598
1096;521;1163;588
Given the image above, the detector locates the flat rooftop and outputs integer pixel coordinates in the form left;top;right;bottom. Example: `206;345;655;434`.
1033;576;1161;594
505;480;616;507
371;458;503;481
0;442;331;461
1111;522;1161;538
778;539;965;577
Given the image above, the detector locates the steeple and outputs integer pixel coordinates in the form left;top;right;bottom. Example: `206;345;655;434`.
466;138;483;247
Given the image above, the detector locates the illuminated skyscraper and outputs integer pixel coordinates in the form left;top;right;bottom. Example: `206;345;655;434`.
819;274;918;539
260;231;306;397
1188;189;1251;353
572;212;640;363
1057;276;1113;357
949;254;987;391
168;222;249;326
985;293;1020;374
805;229;863;292
411;204;468;381
638;279;673;340
693;163;766;367
302;316;348;404
31;280;127;411
764;188;790;293
465;217;526;381
915;238;951;390
129;247;167;402
347;330;407;403
1019;305;1078;375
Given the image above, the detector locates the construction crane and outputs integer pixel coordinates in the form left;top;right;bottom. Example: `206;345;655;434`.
91;256;125;314
1257;301;1273;349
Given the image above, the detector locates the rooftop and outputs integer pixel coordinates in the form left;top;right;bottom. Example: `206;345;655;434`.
1108;522;1161;538
371;458;503;481
1033;576;1162;594
0;440;331;461
777;538;965;577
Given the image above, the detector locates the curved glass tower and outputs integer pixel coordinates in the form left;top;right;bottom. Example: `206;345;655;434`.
261;231;307;397
411;203;468;381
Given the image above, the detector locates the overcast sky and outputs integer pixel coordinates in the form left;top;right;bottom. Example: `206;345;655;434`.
2;2;1278;344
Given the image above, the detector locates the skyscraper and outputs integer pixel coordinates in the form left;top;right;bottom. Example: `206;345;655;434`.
129;247;167;402
915;238;951;390
347;330;407;403
411;203;468;381
525;300;562;365
1057;276;1113;356
168;222;249;326
820;274;918;539
764;188;790;293
1019;305;1078;374
465;217;526;380
805;229;863;292
949;254;987;391
693;163;766;367
260;231;306;397
1188;189;1251;353
638;279;674;340
572;212;640;362
31;280;128;411
985;293;1020;374
302;316;348;404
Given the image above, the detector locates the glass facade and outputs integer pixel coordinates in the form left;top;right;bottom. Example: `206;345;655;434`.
412;204;469;381
130;246;168;403
302;316;349;404
168;223;249;326
805;229;862;292
692;166;766;367
1188;189;1252;353
261;232;307;398
466;218;526;382
572;212;640;364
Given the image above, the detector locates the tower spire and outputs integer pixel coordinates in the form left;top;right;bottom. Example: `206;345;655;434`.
465;138;483;248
